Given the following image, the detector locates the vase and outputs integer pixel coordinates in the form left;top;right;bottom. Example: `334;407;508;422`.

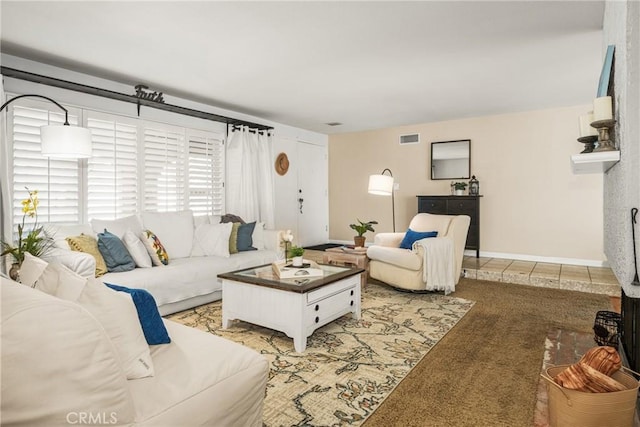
292;256;304;267
354;236;366;247
455;189;464;196
9;263;20;282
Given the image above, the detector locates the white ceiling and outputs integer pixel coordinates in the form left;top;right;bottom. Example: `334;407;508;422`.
0;1;604;134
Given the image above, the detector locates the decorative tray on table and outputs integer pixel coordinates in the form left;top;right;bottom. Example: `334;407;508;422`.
271;259;324;279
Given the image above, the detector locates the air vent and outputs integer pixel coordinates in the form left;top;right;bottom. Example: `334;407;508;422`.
399;133;420;145
325;122;343;127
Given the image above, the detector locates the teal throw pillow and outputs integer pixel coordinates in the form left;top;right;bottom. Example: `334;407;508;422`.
237;221;257;252
97;229;136;272
399;229;438;249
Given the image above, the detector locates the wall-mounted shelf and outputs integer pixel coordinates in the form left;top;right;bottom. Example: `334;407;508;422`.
571;151;620;174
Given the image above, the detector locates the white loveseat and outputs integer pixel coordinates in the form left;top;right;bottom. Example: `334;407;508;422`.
1;277;269;426
46;211;281;315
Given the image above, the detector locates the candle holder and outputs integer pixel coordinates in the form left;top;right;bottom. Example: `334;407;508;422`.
591;119;617;152
577;135;598;153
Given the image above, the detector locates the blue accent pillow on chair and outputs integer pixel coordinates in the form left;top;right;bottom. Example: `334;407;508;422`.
97;229;136;272
237;221;257;252
399;229;438;250
105;283;171;345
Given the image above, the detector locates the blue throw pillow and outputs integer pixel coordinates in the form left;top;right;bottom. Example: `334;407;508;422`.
237;221;257;252
97;229;136;272
105;283;171;345
399;229;438;250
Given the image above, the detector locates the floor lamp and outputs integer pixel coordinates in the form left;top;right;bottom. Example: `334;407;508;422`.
0;94;92;158
368;168;395;232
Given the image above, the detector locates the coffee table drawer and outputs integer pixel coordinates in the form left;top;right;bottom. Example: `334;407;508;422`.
306;288;357;326
306;276;359;304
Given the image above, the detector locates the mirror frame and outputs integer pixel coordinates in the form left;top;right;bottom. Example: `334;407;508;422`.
430;139;471;180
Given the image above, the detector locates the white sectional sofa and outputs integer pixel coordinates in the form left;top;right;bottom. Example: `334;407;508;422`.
1;276;269;426
46;210;281;315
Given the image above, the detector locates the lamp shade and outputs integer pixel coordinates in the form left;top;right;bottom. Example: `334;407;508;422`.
368;174;394;196
40;125;92;159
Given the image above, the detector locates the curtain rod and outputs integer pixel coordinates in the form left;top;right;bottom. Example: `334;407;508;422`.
0;66;273;131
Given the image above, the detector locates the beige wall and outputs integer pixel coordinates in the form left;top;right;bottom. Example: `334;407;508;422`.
329;105;605;263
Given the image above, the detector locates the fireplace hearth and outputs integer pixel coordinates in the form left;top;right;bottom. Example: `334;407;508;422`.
621;289;640;373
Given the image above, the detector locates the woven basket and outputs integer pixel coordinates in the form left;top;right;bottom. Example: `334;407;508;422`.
541;365;639;427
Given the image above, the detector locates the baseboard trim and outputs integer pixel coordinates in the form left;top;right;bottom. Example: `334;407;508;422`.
465;250;608;267
328;240;607;267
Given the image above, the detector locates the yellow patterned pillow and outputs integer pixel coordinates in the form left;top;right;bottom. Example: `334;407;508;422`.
66;234;108;277
228;222;240;254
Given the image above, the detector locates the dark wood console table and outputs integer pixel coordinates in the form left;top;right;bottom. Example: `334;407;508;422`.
416;195;482;257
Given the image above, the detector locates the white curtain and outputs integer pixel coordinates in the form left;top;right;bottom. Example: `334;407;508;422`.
226;126;275;228
0;78;12;274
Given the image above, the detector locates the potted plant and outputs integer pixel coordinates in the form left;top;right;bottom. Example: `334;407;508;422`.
1;188;52;281
349;219;378;247
288;246;305;267
453;182;467;196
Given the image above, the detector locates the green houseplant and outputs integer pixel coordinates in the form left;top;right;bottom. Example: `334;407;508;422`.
349;219;378;247
453;182;467;195
288;246;305;266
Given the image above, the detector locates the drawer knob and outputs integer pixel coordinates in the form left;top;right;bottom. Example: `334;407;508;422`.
315;304;319;311
315;316;319;323
350;300;354;306
350;290;354;296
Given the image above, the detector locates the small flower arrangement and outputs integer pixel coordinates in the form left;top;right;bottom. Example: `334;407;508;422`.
1;188;52;267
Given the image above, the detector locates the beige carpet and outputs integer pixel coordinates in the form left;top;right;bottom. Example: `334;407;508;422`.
362;278;611;427
167;282;474;427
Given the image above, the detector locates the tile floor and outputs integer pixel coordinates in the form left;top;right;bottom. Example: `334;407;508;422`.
463;256;621;296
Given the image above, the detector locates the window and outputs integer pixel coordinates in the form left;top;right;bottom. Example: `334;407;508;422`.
86;111;138;220
7;97;225;228
9;100;81;225
187;129;225;215
142;122;186;213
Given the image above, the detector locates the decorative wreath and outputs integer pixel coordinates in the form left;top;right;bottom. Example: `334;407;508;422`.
275;152;290;176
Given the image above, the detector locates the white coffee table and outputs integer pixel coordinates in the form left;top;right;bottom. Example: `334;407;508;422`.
219;263;363;353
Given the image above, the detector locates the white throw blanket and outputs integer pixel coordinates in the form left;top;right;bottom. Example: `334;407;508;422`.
414;237;456;295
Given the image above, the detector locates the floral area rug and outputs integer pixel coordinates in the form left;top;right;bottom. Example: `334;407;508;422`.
167;283;474;427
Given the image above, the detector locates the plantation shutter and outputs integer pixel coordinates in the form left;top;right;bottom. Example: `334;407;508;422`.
187;129;225;215
9;99;81;225
143;122;186;212
7;96;227;226
85;111;138;220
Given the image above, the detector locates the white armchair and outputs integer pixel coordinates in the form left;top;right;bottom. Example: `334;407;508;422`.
366;213;470;292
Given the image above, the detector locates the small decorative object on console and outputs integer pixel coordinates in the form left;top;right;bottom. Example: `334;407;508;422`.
469;175;479;196
452;182;467;196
